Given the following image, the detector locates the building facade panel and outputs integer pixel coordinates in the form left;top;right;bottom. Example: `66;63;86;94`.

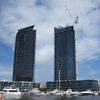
13;25;36;82
54;26;76;81
47;80;99;91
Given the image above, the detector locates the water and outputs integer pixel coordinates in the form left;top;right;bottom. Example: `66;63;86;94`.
2;95;100;100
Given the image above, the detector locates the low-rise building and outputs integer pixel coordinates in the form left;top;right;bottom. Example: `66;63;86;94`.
0;81;44;91
47;80;99;91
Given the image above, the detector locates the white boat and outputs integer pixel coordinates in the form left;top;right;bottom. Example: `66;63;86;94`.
63;89;72;95
37;92;47;96
54;91;63;96
49;89;59;95
81;90;94;95
48;89;63;96
30;88;48;96
94;92;98;96
30;88;40;95
70;91;81;96
1;87;22;96
98;91;100;95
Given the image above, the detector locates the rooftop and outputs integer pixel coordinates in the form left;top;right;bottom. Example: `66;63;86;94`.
54;25;74;33
18;25;34;32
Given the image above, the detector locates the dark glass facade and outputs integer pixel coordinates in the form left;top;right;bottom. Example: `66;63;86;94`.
13;25;36;82
54;26;76;81
47;80;99;91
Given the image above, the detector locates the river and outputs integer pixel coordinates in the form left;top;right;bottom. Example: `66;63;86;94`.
2;95;100;100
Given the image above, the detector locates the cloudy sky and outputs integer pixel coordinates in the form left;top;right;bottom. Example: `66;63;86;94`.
0;0;100;82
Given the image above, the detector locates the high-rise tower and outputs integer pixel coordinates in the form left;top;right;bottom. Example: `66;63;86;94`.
13;25;36;82
54;26;76;81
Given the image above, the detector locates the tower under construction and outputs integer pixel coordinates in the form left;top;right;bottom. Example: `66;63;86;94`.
54;25;76;81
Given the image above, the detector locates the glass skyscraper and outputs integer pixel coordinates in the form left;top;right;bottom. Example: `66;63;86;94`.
54;26;76;81
13;25;36;82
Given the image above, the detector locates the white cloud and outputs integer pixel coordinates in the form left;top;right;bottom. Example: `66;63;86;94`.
77;37;100;61
35;45;54;81
0;0;100;81
36;45;54;62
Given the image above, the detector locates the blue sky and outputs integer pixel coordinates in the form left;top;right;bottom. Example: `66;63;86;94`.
0;0;100;82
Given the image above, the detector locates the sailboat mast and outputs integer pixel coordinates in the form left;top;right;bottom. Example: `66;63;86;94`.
59;69;60;91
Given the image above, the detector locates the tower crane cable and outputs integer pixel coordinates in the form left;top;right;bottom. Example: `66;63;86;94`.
65;4;79;25
65;5;74;23
65;5;73;18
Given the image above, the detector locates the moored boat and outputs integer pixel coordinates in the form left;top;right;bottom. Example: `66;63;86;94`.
63;89;72;96
70;91;81;96
30;88;40;95
81;90;94;96
1;87;22;97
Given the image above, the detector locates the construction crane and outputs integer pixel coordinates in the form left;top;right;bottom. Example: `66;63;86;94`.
65;4;79;80
65;5;79;26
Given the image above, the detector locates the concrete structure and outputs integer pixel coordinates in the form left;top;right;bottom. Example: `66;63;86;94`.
54;26;76;81
13;25;36;82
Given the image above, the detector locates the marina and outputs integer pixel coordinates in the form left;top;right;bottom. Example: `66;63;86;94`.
1;87;100;98
30;89;100;96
